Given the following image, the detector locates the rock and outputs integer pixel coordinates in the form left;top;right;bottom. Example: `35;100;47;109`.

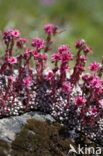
31;112;55;124
0;111;55;144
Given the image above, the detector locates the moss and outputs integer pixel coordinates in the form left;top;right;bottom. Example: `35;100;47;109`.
0;139;10;156
11;119;76;156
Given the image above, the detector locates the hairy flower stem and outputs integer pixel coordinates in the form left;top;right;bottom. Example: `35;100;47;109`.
4;86;9;104
1;100;5;115
82;82;86;96
44;34;52;53
9;38;14;57
17;53;33;94
98;58;103;78
70;48;82;84
81;89;93;119
0;62;8;74
26;88;30;109
52;76;56;99
0;39;15;75
10;81;16;106
16;57;23;94
5;79;14;106
65;93;70;109
5;44;9;61
0;44;9;74
52;62;58;99
98;67;103;78
27;53;33;78
9;64;13;75
36;62;40;85
11;92;16;106
60;63;66;86
40;61;44;83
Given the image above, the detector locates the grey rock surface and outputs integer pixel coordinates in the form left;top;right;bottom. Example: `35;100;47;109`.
0;111;55;143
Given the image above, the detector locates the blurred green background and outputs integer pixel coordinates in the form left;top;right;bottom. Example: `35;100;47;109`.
0;0;103;63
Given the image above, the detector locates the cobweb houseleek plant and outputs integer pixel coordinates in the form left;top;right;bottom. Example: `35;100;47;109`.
0;24;102;131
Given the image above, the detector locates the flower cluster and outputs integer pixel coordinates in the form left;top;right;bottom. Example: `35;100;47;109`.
76;96;86;107
0;24;102;131
16;38;28;49
44;24;59;35
8;57;17;64
31;38;45;51
23;75;33;88
89;62;100;72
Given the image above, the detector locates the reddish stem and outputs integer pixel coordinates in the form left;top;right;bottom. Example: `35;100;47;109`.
9;38;14;57
65;93;70;109
44;34;52;53
26;88;30;109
